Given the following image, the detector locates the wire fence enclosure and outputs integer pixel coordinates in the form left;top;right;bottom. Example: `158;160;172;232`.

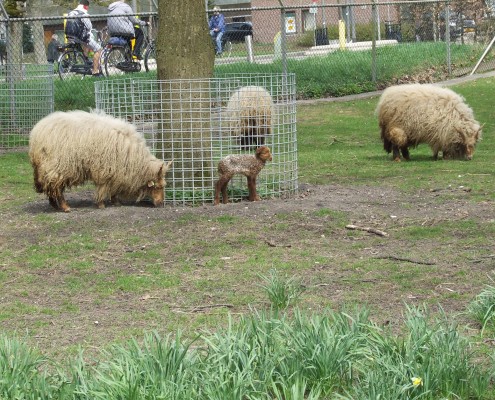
95;73;298;205
1;0;495;153
0;64;54;150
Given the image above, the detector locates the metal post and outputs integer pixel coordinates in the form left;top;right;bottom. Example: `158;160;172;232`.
371;0;377;82
446;2;451;75
376;1;381;41
322;0;326;28
245;35;254;63
277;0;288;76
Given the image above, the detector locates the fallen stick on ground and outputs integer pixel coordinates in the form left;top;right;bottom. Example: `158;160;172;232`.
345;224;389;237
375;255;436;266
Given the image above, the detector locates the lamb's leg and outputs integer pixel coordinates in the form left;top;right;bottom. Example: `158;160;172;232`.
220;178;230;204
214;179;223;205
247;176;260;201
400;147;410;161
214;176;231;205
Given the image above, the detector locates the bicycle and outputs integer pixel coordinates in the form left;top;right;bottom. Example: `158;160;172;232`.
101;25;155;76
57;30;104;80
57;37;95;80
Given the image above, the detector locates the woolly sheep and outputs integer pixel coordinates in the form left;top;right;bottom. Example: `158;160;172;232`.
226;86;274;149
214;146;272;205
29;110;173;212
376;84;482;161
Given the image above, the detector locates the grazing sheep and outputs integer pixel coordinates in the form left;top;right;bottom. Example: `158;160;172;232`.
214;146;272;205
226;86;274;149
376;84;482;161
29;110;173;212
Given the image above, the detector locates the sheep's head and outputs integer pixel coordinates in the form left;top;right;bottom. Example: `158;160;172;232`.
448;124;482;160
464;125;483;160
256;146;272;162
145;160;173;207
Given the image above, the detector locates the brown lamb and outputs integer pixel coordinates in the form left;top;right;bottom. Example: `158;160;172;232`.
214;146;272;205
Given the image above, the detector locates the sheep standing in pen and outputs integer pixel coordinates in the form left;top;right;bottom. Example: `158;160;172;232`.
29;110;173;212
214;146;272;205
226;86;274;149
376;84;482;161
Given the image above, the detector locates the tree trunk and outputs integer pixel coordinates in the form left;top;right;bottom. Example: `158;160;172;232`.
157;0;214;80
156;0;216;192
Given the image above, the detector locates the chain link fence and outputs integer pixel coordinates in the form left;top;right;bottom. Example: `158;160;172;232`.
1;1;495;152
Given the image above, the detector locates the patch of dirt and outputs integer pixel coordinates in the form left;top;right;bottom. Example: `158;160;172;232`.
2;182;494;358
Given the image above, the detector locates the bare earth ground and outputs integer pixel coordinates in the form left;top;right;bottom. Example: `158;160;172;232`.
2;181;494;358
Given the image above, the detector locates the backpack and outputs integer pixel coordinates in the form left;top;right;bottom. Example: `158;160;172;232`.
65;10;87;40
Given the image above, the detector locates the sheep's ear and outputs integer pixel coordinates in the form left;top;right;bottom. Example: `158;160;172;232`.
164;159;174;171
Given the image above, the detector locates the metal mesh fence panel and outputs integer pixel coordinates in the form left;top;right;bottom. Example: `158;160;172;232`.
0;63;54;151
95;73;298;205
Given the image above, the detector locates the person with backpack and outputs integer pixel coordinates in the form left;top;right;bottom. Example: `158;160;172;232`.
65;0;103;77
107;0;149;60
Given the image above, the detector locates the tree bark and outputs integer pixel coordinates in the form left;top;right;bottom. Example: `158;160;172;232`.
157;0;214;80
156;0;216;191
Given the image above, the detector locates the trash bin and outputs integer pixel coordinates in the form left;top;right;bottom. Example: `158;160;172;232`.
315;28;329;46
384;21;402;42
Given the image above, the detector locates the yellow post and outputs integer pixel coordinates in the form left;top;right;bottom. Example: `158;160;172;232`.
274;31;282;60
339;19;346;50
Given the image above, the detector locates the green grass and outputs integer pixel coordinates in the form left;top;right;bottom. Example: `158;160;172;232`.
0;306;492;399
1;77;495;398
297;76;495;196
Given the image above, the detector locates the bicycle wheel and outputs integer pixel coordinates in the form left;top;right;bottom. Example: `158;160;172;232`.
58;49;86;80
104;46;127;77
143;43;156;72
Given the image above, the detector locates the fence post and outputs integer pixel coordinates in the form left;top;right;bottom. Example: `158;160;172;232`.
371;0;377;82
277;0;288;76
445;1;451;76
245;35;254;63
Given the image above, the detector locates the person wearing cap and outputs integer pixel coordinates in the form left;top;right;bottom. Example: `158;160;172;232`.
67;0;103;77
209;6;225;56
107;0;149;60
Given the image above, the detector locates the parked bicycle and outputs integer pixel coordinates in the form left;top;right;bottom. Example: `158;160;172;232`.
101;25;156;76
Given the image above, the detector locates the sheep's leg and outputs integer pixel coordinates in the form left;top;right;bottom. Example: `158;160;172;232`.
48;196;58;210
54;188;70;212
247;176;260;201
32;164;44;193
110;196;122;206
400;147;410;161
95;186;108;209
392;146;401;162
